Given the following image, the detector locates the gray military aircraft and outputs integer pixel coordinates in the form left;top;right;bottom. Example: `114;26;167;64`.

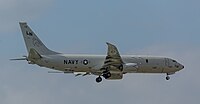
11;22;184;83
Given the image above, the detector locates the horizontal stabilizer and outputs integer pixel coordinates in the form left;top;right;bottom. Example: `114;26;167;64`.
10;56;28;61
10;58;27;61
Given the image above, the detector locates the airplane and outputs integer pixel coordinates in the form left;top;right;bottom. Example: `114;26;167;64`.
11;22;184;83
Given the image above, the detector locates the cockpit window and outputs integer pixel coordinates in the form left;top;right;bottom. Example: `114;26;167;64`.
172;60;177;62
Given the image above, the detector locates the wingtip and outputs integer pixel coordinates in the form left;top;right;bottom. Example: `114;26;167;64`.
106;42;111;45
106;42;115;46
106;42;109;45
10;58;27;61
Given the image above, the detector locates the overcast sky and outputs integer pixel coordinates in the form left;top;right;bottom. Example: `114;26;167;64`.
0;0;200;104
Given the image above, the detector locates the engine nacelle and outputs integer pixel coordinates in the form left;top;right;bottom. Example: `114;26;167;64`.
123;63;138;73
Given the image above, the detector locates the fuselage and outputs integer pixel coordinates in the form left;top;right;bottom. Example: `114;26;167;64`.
36;54;183;75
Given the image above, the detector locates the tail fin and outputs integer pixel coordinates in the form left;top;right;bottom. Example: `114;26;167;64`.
19;22;59;55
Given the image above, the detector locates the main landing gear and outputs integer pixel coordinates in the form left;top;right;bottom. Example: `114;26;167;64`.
96;76;102;83
166;73;170;80
95;71;112;83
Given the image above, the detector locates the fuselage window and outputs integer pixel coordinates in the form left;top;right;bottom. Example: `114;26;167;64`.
146;59;149;63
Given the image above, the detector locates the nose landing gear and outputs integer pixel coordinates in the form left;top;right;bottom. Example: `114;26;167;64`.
166;76;170;80
166;73;170;80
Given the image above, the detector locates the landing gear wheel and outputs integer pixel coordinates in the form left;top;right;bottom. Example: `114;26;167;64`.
107;72;111;78
166;76;170;80
96;76;102;83
102;71;111;79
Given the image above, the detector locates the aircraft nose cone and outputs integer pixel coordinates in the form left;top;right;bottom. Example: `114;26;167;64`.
181;65;184;69
179;64;184;70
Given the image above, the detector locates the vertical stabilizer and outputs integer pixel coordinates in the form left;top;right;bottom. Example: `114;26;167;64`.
19;22;58;55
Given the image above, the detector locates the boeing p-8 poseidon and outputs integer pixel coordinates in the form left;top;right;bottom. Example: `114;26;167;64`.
11;22;184;83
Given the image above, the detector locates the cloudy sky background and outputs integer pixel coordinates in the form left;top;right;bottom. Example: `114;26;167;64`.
0;0;200;104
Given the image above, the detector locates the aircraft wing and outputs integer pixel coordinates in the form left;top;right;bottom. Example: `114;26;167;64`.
102;42;124;72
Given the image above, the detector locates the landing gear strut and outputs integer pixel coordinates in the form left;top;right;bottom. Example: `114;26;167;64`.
96;76;102;83
166;73;170;80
